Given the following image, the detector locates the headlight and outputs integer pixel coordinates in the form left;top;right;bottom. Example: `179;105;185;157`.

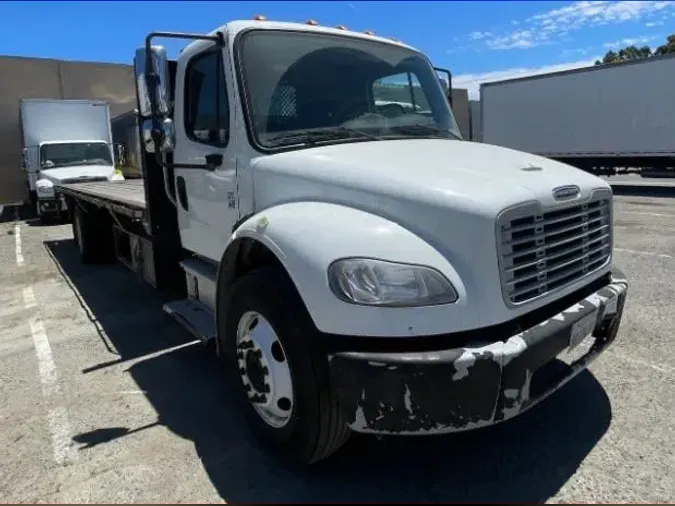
37;185;53;195
328;258;458;307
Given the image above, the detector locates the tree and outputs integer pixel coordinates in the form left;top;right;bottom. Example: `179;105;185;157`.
594;34;674;65
654;34;675;56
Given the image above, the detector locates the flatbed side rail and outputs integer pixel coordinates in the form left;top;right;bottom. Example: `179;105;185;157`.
56;183;145;220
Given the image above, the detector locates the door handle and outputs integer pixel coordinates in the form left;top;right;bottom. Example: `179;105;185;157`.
205;153;223;171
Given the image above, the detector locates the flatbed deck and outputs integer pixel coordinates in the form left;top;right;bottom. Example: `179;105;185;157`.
56;179;146;218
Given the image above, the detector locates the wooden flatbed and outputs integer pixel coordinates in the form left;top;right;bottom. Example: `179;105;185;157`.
56;179;146;219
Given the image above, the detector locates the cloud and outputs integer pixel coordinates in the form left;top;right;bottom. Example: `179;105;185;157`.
469;31;492;40
603;34;658;48
645;20;665;26
455;1;675;51
453;58;599;100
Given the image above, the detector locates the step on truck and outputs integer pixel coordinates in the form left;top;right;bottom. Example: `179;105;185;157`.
55;17;629;466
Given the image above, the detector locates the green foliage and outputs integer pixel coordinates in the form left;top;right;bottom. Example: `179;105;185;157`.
594;34;674;66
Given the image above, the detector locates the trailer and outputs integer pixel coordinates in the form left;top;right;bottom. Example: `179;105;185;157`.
56;17;628;467
479;53;675;174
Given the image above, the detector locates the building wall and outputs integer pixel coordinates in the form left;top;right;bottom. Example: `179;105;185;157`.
0;55;136;204
451;88;470;140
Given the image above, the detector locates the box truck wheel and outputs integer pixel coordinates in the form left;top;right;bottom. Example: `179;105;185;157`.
220;266;350;466
72;206;115;265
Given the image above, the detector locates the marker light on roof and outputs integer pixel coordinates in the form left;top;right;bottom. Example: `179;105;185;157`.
364;30;375;35
306;19;318;25
336;25;347;30
253;14;266;21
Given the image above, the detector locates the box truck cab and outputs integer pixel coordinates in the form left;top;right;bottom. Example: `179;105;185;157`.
59;17;628;466
19;99;123;223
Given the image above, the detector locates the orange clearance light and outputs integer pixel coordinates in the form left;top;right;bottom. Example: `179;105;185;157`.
364;30;375;35
336;25;347;30
306;19;318;25
253;14;266;21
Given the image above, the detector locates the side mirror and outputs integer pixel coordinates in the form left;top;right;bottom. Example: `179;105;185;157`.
134;45;171;119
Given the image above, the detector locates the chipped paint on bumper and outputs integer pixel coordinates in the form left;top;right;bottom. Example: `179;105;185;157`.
328;270;628;435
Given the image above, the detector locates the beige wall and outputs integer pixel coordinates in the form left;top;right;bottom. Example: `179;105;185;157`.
451;88;470;140
0;55;136;204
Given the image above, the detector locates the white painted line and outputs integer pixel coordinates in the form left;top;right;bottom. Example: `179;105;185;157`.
22;286;37;309
14;223;24;266
47;406;78;465
614;247;673;260
610;351;674;376
28;317;79;465
29;318;60;398
619;211;675;218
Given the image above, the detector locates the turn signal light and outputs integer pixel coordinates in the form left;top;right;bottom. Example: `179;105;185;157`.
306;19;318;25
336;25;347;30
253;14;266;21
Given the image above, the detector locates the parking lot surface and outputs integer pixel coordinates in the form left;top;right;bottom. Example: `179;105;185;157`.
0;195;673;503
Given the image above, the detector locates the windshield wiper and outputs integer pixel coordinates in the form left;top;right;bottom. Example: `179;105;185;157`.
266;126;380;147
389;124;461;140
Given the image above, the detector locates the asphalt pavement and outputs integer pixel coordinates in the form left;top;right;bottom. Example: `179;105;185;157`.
0;195;673;503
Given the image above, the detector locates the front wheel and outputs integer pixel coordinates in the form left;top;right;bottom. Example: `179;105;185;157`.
220;266;350;466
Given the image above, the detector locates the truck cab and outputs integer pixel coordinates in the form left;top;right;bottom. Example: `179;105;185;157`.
60;17;628;466
31;140;121;220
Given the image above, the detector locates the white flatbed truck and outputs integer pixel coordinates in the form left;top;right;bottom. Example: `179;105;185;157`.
56;17;629;466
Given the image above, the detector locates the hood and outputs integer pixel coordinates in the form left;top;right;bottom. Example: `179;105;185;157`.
251;139;609;216
39;164;115;184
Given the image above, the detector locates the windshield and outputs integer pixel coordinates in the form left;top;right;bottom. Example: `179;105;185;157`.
39;142;113;169
237;30;462;150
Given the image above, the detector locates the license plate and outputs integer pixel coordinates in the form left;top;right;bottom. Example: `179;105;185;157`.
569;310;598;351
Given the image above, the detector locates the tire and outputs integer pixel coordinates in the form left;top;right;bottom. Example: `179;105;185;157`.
72;205;115;264
219;266;350;466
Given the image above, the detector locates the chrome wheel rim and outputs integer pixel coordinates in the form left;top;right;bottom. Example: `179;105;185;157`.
236;311;294;428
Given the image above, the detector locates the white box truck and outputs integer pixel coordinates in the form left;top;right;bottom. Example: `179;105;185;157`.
20;98;123;223
56;17;628;466
480;54;675;175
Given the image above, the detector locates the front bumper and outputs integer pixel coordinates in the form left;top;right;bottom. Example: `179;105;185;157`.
328;269;628;435
37;195;68;214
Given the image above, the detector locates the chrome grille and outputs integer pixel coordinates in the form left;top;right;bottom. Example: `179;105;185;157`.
497;191;612;305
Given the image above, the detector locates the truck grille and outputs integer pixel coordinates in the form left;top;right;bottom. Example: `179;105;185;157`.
60;176;109;184
497;191;612;305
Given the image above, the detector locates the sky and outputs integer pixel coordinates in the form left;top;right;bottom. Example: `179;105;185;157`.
1;0;674;98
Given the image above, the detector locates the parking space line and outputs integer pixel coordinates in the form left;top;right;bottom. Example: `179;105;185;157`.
25;278;78;465
23;286;37;309
614;248;673;260
618;211;675;218
14;223;24;266
47;406;78;465
609;350;674;376
28;319;61;398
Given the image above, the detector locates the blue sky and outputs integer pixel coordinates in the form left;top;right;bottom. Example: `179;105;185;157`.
1;1;674;97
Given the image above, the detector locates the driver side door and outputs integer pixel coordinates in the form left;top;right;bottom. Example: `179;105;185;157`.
173;45;238;262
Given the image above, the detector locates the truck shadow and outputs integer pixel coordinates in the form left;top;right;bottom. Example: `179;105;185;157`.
44;238;613;504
